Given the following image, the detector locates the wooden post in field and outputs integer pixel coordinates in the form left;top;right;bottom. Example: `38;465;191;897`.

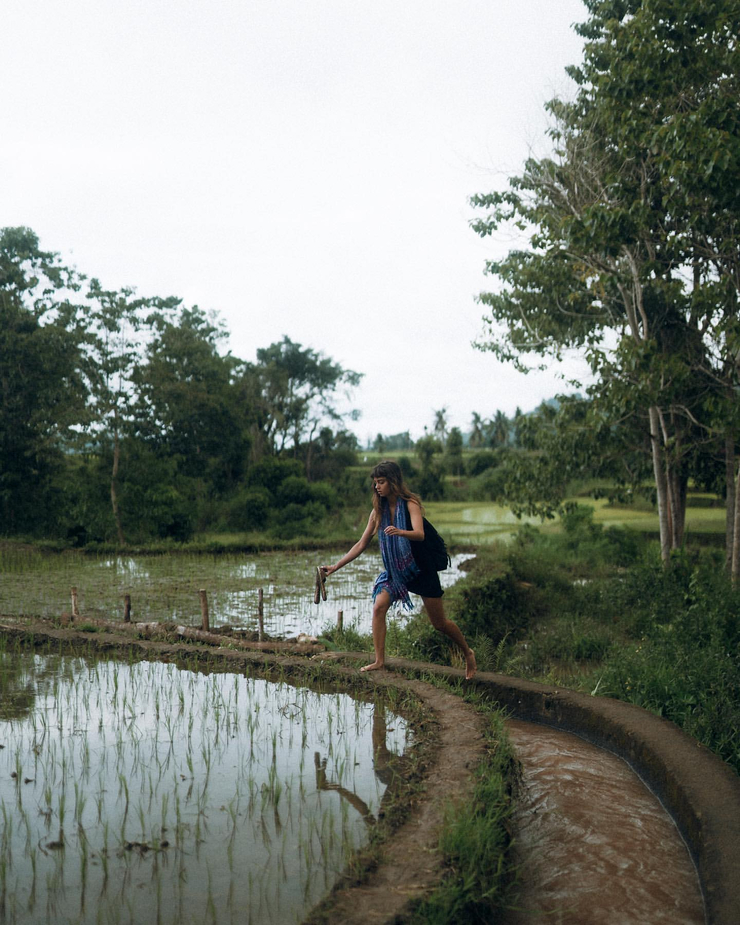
337;610;344;632
258;588;264;641
71;587;80;621
199;589;210;632
123;594;131;623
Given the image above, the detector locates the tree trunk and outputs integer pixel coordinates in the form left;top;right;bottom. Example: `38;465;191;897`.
726;434;736;573
649;406;671;563
668;466;687;549
110;422;125;546
732;460;740;586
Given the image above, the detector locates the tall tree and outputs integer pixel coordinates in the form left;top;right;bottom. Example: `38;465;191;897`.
471;0;739;564
445;427;464;475
0;227;86;533
432;407;449;446
255;336;362;477
80;280;179;544
134;306;251;493
469;412;485;448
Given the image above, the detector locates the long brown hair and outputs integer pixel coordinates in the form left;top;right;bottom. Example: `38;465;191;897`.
370;460;423;528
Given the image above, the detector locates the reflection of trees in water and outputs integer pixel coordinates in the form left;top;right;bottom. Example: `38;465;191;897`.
0;653;37;720
314;702;407;825
0;651;63;721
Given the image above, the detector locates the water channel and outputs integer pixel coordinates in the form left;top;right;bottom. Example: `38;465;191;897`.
504;720;705;924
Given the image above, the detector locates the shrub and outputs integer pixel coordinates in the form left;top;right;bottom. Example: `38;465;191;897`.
276;475;313;507
307;481;338;511
246;458;303;495
466;451;497;477
271;501;325;539
224;487;272;531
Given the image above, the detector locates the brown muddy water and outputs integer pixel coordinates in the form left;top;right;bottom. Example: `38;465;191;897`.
505;720;705;925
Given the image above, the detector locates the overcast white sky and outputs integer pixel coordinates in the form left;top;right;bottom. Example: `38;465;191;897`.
2;0;590;445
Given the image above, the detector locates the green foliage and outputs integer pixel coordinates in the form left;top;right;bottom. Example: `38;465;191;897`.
416;465;446;501
276;475;313;507
466;451;497;477
272;502;326;540
318;623;371;653
445;427;464;476
223;487;272;531
467;526;740;773
471;0;740;558
255;336;362;457
246;458;303;495
64;439;197;543
0;231;362;544
409;705;515;924
447;565;533;643
598;557;740;770
0;228;87;535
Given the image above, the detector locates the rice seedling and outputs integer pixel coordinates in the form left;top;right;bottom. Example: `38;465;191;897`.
0;649;412;923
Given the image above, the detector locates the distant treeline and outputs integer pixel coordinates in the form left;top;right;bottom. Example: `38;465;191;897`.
0;226;552;546
0;227;365;544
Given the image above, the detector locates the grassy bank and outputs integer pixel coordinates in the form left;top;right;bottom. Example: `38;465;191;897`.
408;691;516;924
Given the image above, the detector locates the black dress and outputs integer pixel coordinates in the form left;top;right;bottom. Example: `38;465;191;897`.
406;566;443;599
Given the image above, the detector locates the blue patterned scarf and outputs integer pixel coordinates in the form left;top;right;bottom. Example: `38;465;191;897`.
372;498;419;611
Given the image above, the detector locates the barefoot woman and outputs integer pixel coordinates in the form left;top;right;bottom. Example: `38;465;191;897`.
322;460;476;679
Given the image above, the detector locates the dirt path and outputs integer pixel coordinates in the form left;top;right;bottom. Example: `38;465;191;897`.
304;671;488;924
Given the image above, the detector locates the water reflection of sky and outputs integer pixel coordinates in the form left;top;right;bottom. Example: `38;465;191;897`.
1;550;469;638
0;653;412;925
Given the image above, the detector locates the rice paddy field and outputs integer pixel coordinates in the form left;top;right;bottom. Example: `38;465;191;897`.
0;645;413;924
424;496;726;545
0;549;468;639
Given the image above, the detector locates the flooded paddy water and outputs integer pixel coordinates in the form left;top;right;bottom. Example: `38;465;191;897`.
0;649;413;924
0;548;468;638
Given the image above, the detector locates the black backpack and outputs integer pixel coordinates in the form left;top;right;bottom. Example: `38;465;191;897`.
405;507;450;571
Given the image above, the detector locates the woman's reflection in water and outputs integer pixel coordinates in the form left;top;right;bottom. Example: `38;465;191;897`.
314;702;399;824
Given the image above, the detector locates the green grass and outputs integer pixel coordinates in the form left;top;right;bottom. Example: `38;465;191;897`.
408;692;516;924
423;493;727;546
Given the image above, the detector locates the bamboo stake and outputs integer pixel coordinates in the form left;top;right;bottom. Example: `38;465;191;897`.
71;587;80;620
258;588;264;641
199;589;210;632
123;594;131;623
337;610;343;632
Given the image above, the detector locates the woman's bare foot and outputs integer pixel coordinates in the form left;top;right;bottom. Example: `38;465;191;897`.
360;661;385;672
465;649;477;680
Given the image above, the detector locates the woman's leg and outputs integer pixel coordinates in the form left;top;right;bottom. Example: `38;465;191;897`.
423;597;477;679
361;590;391;672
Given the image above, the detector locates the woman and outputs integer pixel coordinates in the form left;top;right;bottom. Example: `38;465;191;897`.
322;460;477;679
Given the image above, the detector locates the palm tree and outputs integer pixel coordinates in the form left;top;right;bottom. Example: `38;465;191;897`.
433;407;449;446
490;410;510;448
469;412;484;448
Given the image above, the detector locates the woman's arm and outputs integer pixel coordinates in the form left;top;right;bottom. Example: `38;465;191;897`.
383;499;424;542
322;511;377;575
